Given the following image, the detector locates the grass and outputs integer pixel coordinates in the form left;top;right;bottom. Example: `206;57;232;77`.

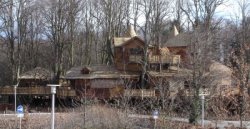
0;104;246;129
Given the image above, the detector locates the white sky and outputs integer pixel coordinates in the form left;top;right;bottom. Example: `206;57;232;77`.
136;0;245;25
215;0;248;20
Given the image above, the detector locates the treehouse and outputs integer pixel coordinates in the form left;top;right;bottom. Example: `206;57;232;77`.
0;25;236;109
113;26;181;72
0;67;76;97
112;26;183;98
65;65;139;99
113;36;145;72
18;67;52;87
164;26;189;62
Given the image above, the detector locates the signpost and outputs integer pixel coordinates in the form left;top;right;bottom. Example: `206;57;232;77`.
13;84;18;114
17;105;24;129
199;89;210;128
47;84;60;129
187;88;210;127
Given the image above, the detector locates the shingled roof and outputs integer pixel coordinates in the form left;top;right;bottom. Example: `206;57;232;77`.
113;25;141;47
113;36;144;47
19;67;53;80
113;37;131;47
65;65;139;79
164;33;190;47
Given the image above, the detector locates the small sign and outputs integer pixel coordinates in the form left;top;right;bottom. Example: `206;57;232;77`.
153;110;159;119
17;105;24;117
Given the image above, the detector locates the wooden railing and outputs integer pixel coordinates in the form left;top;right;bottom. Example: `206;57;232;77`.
148;55;170;64
129;55;142;62
0;86;76;97
124;89;155;98
184;88;210;96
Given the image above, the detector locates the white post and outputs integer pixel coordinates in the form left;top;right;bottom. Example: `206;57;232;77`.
51;91;55;129
19;117;22;129
14;85;17;114
201;95;205;128
47;84;60;129
154;118;156;129
153;110;159;129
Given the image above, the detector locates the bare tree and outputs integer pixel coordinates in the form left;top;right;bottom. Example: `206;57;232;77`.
0;0;16;84
229;0;250;127
0;0;34;84
66;0;81;68
43;0;72;82
179;0;224;124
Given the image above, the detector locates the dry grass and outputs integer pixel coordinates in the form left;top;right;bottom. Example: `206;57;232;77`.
0;105;246;129
0;105;142;129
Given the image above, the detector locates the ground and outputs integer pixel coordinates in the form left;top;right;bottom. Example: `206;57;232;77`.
0;105;247;129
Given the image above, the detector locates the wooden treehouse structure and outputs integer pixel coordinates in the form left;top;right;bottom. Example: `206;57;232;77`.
0;25;235;106
0;67;76;107
64;25;188;99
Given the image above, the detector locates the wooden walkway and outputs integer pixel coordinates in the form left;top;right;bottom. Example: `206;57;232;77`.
0;86;76;97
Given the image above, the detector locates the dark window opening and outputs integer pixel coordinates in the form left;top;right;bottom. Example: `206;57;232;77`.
184;81;189;89
130;48;143;55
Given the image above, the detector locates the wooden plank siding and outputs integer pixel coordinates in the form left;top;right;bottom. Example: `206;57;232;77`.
0;86;76;97
124;89;156;98
114;37;144;72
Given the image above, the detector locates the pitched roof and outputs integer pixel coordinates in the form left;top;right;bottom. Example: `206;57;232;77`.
113;37;131;47
164;33;190;47
113;36;144;47
113;25;140;47
125;25;137;37
65;65;139;79
19;67;53;80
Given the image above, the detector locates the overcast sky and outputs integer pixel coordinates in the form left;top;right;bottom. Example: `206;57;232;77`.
216;0;250;20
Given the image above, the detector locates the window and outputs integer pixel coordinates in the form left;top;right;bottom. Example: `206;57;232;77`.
184;81;189;89
130;48;143;55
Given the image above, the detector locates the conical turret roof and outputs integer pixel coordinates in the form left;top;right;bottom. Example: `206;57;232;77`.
125;25;137;37
170;25;179;37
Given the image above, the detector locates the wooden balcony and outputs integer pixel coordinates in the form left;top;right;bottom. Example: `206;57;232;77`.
124;89;156;98
0;86;76;97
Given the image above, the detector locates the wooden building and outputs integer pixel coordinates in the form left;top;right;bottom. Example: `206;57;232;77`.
113;36;145;72
65;65;139;99
0;25;235;108
164;26;190;62
18;67;52;87
63;26;184;99
113;26;181;72
0;67;76;97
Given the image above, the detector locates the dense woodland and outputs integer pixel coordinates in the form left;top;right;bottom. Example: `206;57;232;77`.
0;0;248;85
